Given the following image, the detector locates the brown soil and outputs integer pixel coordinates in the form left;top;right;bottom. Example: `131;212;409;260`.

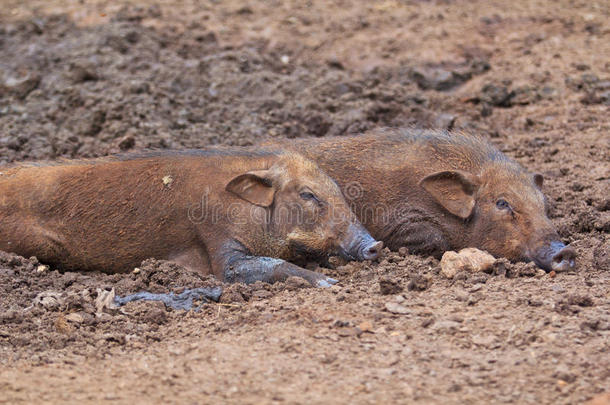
0;0;608;403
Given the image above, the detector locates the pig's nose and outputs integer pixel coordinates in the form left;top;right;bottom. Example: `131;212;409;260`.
551;246;576;272
361;240;383;260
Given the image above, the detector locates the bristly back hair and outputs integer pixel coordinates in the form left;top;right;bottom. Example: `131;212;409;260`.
1;147;282;169
379;127;511;164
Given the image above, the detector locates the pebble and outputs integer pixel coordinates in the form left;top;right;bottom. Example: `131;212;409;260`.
36;265;49;273
440;248;496;279
385;302;409;314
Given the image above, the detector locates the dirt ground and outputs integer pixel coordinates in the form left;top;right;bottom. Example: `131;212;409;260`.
0;0;608;403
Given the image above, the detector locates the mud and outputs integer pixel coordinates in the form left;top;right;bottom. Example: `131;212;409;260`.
0;0;608;403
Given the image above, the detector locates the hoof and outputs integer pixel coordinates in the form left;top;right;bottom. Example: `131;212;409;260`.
316;277;338;288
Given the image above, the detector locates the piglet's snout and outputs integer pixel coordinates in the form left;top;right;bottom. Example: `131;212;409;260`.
533;240;577;272
339;224;382;261
551;244;576;272
361;240;383;260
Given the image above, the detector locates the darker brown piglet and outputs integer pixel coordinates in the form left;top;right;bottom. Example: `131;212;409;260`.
273;128;576;272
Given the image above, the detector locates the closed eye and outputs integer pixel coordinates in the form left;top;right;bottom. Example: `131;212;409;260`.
300;191;316;201
496;198;513;212
300;190;324;206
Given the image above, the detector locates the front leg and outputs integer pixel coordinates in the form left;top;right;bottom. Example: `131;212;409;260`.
219;242;338;287
226;256;338;287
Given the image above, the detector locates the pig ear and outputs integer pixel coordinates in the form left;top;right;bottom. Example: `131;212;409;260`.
419;170;479;219
225;170;275;207
533;173;544;188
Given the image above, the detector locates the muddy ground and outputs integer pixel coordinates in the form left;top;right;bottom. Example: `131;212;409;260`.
0;0;608;403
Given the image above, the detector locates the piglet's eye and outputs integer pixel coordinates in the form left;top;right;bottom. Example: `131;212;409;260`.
496;199;511;210
300;191;316;201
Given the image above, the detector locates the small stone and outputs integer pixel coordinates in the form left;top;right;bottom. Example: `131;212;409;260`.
280;55;290;65
440;248;496;278
95;288;118;315
36;264;49;273
385;302;409;314
398;247;409;256
132;267;141;274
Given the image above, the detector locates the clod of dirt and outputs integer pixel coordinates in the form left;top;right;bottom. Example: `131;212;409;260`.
594;241;609;270
65;312;84;323
219;283;252;304
566;294;595;307
33;291;64;310
479;83;515;107
440;248;496;279
432;320;461;334
68;61;99;83
511;262;540;278
586;393;610;405
409;59;489;91
555;294;595;315
0;71;41;99
552;365;577;383
379;277;403;295
357;321;374;332
407;274;430;291
285;276;312;290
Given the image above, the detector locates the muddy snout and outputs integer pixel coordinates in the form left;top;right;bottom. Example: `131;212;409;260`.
534;241;577;272
339;224;383;261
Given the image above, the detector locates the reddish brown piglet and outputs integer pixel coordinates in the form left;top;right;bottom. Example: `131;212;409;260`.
0;149;382;286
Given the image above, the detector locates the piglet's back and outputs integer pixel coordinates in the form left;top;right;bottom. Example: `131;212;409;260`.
0;150;278;272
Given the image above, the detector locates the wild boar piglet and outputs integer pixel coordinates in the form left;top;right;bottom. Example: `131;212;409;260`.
277;129;576;272
0;149;382;286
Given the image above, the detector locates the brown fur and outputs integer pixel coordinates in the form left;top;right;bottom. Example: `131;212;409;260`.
0;148;373;284
271;128;567;264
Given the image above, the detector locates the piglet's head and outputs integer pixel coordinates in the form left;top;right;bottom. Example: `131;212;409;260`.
226;153;382;262
420;165;576;272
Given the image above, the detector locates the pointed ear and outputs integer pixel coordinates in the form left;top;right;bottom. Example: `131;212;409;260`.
419;170;479;219
533;173;543;189
225;170;275;207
